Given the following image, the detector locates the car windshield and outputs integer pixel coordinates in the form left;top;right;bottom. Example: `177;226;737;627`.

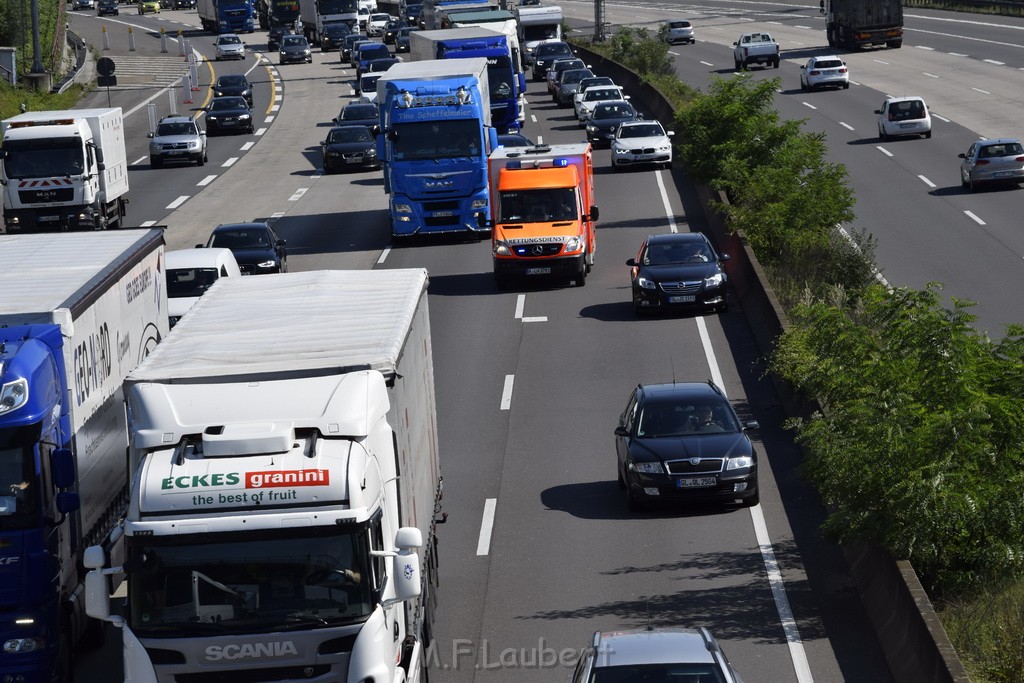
370;13;388;20
593;103;634;120
282;36;305;46
585;89;617;101
360;75;382;90
218;36;241;45
360;44;390;58
211;229;271;249
343;105;376;120
167;267;219;299
642;240;713;265
156;122;196;136
980;142;1024;157
590;664;727;682
217;75;247;87
560;69;591;85
619;124;664;139
637;401;738;437
328;127;373;143
210;97;247;111
391;120;481;161
498;188;577;222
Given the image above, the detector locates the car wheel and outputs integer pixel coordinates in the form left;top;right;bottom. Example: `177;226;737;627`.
843;81;850;89
773;58;780;68
734;59;741;71
617;462;625;489
633;297;644;317
625;482;644;512
924;131;932;139
969;175;977;193
150;156;162;168
248;125;255;134
800;80;808;92
612;161;621;172
878;127;887;142
196;154;204;167
961;170;969;188
716;299;728;314
280;258;288;273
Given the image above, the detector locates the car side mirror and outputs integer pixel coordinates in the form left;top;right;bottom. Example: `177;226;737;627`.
277;239;287;246
732;41;738;46
667;130;675;137
195;243;204;248
800;65;806;70
744;420;760;430
873;109;882;114
957;153;966;159
614;426;628;437
624;95;631;100
719;253;732;261
147;132;155;138
332;117;339;123
625;258;637;267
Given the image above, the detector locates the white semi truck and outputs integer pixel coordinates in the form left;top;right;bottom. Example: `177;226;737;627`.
85;269;443;683
0;108;129;233
0;229;168;683
299;0;360;45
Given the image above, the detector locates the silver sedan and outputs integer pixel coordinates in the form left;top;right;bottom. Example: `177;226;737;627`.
959;138;1024;192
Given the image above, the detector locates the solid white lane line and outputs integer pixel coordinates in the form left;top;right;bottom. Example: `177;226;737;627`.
140;220;157;227
916;45;935;50
655;171;678;233
877;146;894;157
522;316;547;323
377;246;391;264
476;498;497;556
166;195;189;209
515;294;525;319
500;375;514;410
288;188;308;201
839;122;854;131
918;175;936;188
983;58;1005;65
197;175;217;186
222;157;238;167
873;59;890;65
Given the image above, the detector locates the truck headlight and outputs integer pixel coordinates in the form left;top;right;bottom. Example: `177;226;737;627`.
704;273;724;288
394;203;412;213
470;199;487;209
564;236;582;252
0;378;29;415
637;277;657;291
3;637;46;653
493;240;511;256
727;455;754;470
633;462;664;475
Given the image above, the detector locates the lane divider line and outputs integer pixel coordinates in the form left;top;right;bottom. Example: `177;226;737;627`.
655;171;679;233
965;210;986;225
500;375;514;410
166;195;189;209
288;188;309;201
197;174;217;186
515;294;525;319
476;498;497;556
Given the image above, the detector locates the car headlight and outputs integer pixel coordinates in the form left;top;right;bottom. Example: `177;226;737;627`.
3;637;46;653
657;145;671;152
214;90;224;96
564;236;582;252
704;272;725;287
726;455;754;470
327;151;340;157
633;461;664;475
586;125;597;133
366;148;377;156
239;114;251;120
470;199;487;209
637;277;657;291
394;203;412;213
257;260;277;268
494;240;511;256
613;147;628;155
189;141;200;149
207;115;219;121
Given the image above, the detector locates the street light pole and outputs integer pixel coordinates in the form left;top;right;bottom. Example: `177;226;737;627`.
30;0;44;73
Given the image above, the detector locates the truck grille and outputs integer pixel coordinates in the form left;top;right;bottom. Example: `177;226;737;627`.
224;7;247;16
424;214;461;227
175;664;331;682
665;458;724;475
659;280;701;294
19;188;75;204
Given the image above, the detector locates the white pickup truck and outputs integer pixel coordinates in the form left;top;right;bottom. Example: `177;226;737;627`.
733;31;780;70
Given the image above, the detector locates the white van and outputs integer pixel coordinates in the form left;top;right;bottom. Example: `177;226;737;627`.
165;248;241;327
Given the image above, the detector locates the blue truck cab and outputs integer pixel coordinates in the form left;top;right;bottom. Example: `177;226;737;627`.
198;0;255;34
0;230;167;683
376;58;498;238
409;27;524;134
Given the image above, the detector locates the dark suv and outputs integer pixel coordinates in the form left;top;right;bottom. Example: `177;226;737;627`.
614;381;759;510
531;40;573;81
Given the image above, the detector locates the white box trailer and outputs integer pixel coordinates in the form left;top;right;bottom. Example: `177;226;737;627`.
0;228;167;683
86;269;442;683
1;108;129;232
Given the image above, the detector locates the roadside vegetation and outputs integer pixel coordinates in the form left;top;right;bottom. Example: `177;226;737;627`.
0;0;77;117
576;26;1024;679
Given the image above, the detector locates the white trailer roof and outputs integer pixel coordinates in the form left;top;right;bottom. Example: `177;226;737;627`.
128;269;429;383
0;229;162;319
379;57;489;82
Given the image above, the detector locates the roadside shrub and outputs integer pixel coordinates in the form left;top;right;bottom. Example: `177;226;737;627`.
607;26;674;76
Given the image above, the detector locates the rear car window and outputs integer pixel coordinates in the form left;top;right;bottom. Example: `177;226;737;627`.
816;60;843;68
890;100;926;120
669;21;691;28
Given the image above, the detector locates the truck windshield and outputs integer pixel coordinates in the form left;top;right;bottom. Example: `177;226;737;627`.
0;426;40;530
127;526;373;637
269;0;299;21
167;268;220;299
219;0;251;7
392;120;481;161
319;0;358;13
499;188;577;222
486;56;513;99
1;138;85;180
523;25;558;41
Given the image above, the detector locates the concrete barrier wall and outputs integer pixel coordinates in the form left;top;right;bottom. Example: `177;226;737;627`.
571;42;971;683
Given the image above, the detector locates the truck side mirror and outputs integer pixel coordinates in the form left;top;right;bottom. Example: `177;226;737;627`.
391;526;422;603
51;448;76;489
85;569;114;622
56;491;80;515
588;205;599;221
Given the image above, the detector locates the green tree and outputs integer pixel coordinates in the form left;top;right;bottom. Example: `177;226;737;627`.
770;283;1024;595
608;26;674;76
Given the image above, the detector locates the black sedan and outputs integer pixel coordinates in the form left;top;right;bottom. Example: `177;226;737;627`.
395;27;416;53
382;19;404;44
615;381;759;510
199;222;288;274
496;133;535;148
626;232;729;315
204;96;254;136
341;33;368;61
213;74;253;107
321;126;380;173
319;22;351;51
586;100;640;146
279;34;312;64
334;102;379;131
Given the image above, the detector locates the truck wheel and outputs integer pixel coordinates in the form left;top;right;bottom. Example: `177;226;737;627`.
53;617;73;683
773;57;780;68
573;257;587;287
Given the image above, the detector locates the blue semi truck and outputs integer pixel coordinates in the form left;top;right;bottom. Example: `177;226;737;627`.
198;0;255;33
0;229;168;683
409;27;525;134
376;58;498;238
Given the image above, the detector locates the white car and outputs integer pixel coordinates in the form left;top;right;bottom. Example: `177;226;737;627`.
572;76;615;111
611;120;674;171
366;13;391;36
799;55;849;91
576;85;628;126
876;96;932;141
165;248;241;328
664;20;694;45
214;33;245;61
357;6;370;29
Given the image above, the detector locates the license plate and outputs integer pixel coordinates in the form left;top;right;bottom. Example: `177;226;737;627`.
39;215;59;221
167;150;184;155
677;477;717;489
668;295;696;303
526;267;551;275
433;210;453;217
899;123;916;129
345;157;363;163
994;171;1017;178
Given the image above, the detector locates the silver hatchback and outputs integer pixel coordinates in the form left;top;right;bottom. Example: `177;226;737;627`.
959;138;1024;192
571;627;744;682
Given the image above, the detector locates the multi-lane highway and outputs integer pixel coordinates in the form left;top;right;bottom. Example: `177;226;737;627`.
63;1;1024;680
